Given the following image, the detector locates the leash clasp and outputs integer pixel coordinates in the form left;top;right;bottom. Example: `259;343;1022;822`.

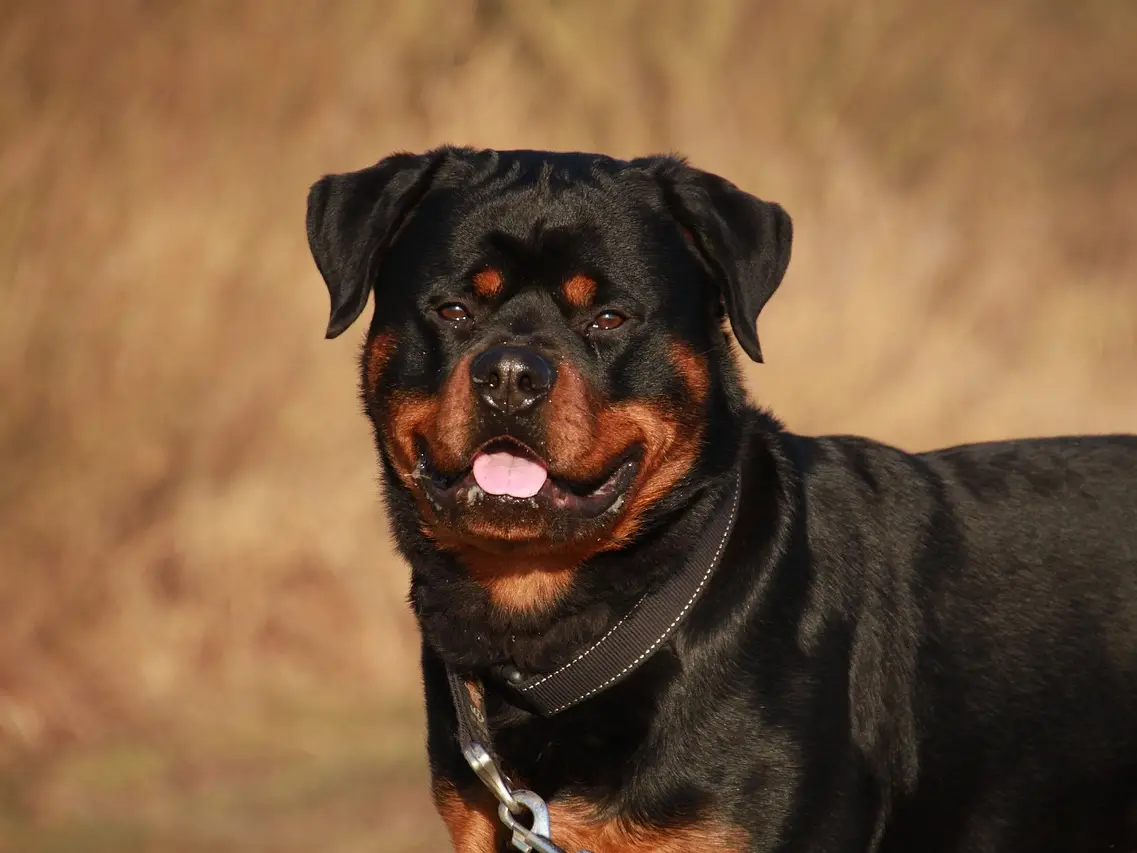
462;741;592;853
464;741;523;814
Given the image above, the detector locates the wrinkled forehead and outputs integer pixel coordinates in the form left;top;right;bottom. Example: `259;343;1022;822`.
431;175;668;290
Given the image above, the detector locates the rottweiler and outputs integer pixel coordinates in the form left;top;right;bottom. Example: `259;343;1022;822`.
305;146;1137;853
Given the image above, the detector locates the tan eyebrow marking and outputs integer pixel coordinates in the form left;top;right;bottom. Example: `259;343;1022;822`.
472;268;503;297
562;274;597;308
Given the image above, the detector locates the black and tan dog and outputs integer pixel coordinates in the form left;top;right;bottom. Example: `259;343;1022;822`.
306;146;1137;852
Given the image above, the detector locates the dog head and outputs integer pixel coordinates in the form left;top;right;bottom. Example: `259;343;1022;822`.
306;147;791;609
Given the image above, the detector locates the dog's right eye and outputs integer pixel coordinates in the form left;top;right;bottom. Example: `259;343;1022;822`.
438;303;471;322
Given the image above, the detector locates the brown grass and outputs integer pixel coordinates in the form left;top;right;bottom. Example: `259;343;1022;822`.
1;0;1135;849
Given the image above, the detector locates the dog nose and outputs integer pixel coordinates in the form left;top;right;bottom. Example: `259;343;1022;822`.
470;346;555;416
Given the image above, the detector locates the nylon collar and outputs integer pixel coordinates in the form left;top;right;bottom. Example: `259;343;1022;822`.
446;463;743;756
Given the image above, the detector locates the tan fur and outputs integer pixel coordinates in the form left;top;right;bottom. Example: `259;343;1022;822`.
562;274;597;308
472;268;504;298
364;331;396;393
434;782;747;852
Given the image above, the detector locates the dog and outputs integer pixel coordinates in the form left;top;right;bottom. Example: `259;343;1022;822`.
306;146;1137;852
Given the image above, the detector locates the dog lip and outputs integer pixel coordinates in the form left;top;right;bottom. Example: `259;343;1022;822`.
415;436;642;519
414;437;465;490
558;445;641;497
545;453;639;518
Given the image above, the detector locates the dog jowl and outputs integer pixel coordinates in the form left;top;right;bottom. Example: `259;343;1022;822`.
305;147;1137;853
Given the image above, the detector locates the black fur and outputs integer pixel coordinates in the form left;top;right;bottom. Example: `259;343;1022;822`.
306;146;1137;851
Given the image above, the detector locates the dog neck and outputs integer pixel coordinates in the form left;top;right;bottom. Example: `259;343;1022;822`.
401;454;745;680
468;461;743;719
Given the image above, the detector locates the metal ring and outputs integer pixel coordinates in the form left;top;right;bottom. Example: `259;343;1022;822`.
499;790;566;853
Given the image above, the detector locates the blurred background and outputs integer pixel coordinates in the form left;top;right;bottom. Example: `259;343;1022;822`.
1;1;1135;850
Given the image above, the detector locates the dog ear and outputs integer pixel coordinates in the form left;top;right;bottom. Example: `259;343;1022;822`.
654;160;792;363
306;151;444;339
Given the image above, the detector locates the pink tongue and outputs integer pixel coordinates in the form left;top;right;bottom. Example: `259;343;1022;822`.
472;450;549;498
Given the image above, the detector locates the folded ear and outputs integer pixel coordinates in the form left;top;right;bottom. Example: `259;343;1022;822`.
652;160;792;362
306;151;444;339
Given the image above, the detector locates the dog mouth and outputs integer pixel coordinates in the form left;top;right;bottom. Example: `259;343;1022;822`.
416;437;640;520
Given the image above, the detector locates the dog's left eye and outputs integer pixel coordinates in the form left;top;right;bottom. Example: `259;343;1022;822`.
590;311;625;332
438;303;471;322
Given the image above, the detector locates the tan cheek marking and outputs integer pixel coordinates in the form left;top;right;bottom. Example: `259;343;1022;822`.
550;395;702;546
562;274;597;308
602;401;702;544
472;268;504;298
383;354;476;487
365;331;397;393
435;352;475;452
544;360;599;472
543;358;704;546
384;394;440;487
668;340;710;404
555;398;702;545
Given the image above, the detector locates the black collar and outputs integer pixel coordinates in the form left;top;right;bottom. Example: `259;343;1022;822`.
446;464;743;749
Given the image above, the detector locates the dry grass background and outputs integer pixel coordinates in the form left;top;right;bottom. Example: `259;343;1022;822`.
1;0;1135;850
